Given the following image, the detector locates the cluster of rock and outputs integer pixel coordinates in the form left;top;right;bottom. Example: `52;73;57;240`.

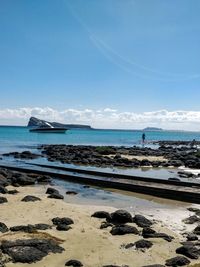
3;151;41;160
0;168;51;187
154;140;200;146
0;169;52;207
0;172;76;265
38;144;200;172
1;238;64;264
91;208;200;266
1;164;200;266
0;216;77;265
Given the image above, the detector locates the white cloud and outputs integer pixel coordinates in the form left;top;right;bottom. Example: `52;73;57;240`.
1;107;200;131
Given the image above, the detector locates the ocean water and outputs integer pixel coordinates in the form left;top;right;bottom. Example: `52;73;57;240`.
0;126;200;154
0;126;199;206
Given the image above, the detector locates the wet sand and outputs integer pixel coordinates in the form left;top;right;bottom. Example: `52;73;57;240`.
1;184;200;267
109;154;167;162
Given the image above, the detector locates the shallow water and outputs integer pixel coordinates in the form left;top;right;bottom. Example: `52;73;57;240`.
51;177;189;211
1;126;200;153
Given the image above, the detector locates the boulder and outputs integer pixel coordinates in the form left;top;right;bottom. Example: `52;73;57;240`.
0;197;7;204
66;191;78;195
110;210;132;224
142;227;174;242
65;259;83;266
134;239;153;249
0;186;8;194
193;225;200;235
176;244;200;259
0;222;8;233
100;222;113;229
91;211;111;221
12;174;35;186
1;238;64;263
8;189;18;195
165;256;190;266
52;217;74;226
183;215;200;224
187;233;198;241
10;225;36;233
45;187;59;195
132;215;153;228
110;225;139;235
56;224;71;231
34;224;52;230
21;195;41;202
37;175;51;183
47;193;64;200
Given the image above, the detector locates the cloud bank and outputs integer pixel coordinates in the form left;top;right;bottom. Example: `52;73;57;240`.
0;107;200;131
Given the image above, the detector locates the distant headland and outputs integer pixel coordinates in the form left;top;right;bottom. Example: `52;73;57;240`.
142;127;163;131
27;117;164;131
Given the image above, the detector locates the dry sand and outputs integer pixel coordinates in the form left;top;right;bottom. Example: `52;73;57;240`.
0;185;199;267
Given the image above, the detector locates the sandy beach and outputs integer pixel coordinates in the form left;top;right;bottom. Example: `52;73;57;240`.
0;183;200;267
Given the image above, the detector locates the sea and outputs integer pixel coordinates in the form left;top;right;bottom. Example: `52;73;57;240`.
0;126;200;154
0;126;198;211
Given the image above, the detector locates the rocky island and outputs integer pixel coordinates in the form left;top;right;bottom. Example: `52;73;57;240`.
28;117;93;130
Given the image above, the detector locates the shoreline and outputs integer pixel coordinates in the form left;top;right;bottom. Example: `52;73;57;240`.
0;183;199;267
1;140;200;266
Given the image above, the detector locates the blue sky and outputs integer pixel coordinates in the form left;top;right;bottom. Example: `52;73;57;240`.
0;0;200;128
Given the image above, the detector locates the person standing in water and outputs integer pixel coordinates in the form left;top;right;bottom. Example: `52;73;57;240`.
142;133;146;144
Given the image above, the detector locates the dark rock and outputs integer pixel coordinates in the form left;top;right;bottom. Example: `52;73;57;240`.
100;222;113;229
0;197;7;204
134;239;153;249
92;211;111;221
110;210;132;224
193;225;200;235
21;195;41;202
12;174;35;186
183;215;200;224
168;160;183;167
34;224;52;230
124;243;135;249
10;225;36;233
132;215;153;228
65;259;83;266
165;256;190;266
52;217;74;226
110;225;139;235
142;227;174;242
176;244;200;259
0;186;8;194
37;175;51;183
168;178;180;182
187;207;200;213
0;222;8;233
142;265;165;267
187;233;198;241
66;191;78;195
7;189;18;194
56;224;71;231
46;187;59;195
83;185;90;188
1;238;64;263
48;193;64;200
0;174;9;187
